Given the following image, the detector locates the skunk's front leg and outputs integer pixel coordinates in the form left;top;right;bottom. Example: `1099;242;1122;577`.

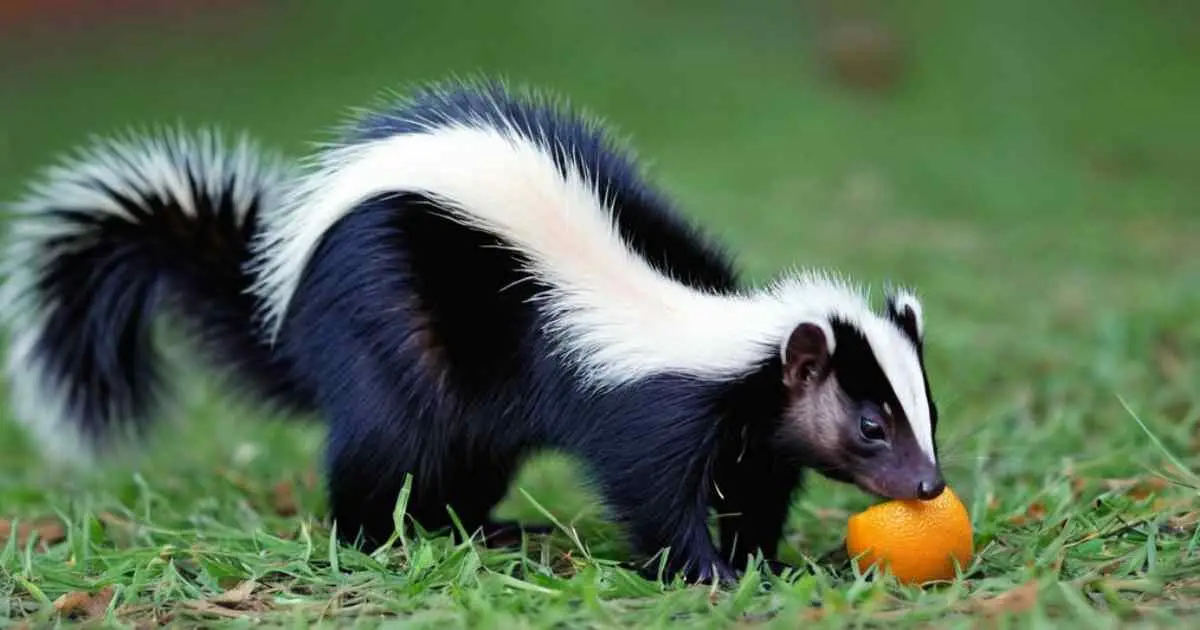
588;430;737;583
711;430;804;574
621;495;738;585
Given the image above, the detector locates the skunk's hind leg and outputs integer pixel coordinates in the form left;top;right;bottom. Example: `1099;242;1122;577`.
324;427;418;549
325;415;540;551
418;451;553;548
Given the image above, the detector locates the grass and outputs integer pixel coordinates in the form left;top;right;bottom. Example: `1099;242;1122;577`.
1;0;1199;626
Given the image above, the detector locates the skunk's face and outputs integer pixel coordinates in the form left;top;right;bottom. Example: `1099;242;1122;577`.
775;292;943;501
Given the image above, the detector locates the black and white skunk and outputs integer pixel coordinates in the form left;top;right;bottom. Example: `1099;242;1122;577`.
1;80;943;583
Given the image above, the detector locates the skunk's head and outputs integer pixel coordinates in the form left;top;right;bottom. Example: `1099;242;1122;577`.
774;290;943;501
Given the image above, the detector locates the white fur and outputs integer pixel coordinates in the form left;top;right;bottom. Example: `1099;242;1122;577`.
249;119;937;464
0;128;292;463
889;288;925;340
778;317;838;363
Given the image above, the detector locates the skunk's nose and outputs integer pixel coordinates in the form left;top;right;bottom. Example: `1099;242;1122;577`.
917;477;946;500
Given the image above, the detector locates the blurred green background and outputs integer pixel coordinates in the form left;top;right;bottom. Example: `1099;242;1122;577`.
0;0;1197;554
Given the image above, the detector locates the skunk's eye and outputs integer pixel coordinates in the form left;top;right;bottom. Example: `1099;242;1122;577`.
859;415;886;442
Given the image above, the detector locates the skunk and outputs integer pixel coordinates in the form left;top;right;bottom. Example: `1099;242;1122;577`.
1;80;943;584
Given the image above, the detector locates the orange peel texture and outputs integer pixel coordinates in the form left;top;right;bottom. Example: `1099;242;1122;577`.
845;486;974;585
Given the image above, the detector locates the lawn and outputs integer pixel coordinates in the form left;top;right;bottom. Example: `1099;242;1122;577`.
1;0;1198;627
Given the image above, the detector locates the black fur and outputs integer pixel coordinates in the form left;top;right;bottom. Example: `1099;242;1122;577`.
262;85;816;581
5;81;937;585
277;193;783;581
347;80;740;295
10;141;313;449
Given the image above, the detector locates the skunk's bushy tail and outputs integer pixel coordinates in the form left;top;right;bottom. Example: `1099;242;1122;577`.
0;129;314;461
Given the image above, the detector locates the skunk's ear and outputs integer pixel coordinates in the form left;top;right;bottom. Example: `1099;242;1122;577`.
780;318;834;391
885;288;924;346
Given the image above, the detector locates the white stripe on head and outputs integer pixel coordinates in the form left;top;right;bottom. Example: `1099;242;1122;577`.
887;286;925;341
248;110;935;461
767;276;934;464
859;316;935;464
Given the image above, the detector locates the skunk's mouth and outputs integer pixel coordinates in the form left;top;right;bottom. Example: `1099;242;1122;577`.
852;476;901;501
852;470;946;502
789;453;945;501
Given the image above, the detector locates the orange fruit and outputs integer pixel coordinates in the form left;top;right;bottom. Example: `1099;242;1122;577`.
845;486;973;585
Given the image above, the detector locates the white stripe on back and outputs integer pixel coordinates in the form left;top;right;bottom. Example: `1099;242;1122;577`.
249;121;936;463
